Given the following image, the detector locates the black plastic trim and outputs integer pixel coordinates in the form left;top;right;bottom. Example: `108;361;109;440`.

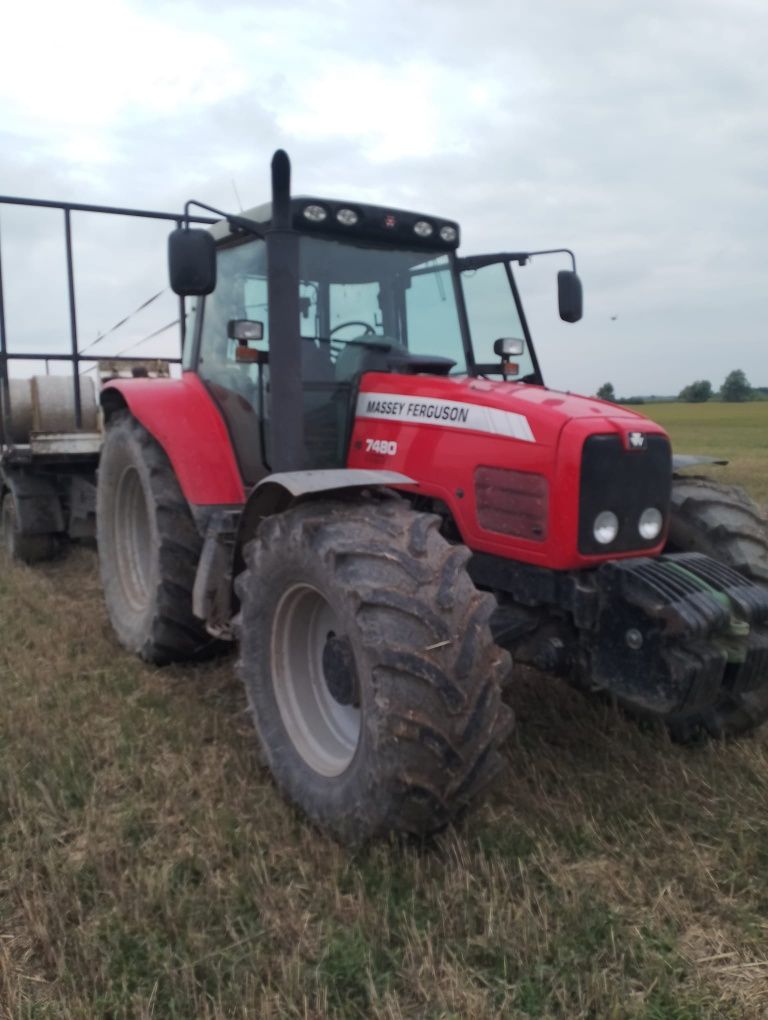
578;434;672;555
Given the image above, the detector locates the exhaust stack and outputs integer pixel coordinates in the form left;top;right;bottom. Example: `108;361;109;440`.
271;149;291;229
266;149;304;471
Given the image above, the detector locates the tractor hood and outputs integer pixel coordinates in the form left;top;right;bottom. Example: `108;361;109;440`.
354;373;655;449
349;372;671;571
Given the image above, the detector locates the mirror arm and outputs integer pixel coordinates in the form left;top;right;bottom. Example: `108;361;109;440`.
523;248;577;272
183;199;264;238
456;252;529;271
457;249;576;272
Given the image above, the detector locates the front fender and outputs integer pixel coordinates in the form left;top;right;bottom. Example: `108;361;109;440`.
672;453;728;473
101;372;245;506
238;468;417;544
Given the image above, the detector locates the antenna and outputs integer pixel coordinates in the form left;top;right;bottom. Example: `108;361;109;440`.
231;179;244;213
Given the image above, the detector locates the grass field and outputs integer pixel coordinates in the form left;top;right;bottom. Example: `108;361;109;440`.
627;402;768;506
2;404;768;1019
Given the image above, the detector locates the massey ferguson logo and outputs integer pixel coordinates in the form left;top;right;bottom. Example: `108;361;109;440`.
355;392;536;442
628;432;647;450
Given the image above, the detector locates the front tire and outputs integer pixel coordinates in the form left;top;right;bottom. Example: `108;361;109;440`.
235;498;512;843
96;413;214;664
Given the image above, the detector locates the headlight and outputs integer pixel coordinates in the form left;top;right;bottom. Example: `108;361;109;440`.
303;204;327;222
593;510;619;545
638;507;663;541
414;220;433;238
336;208;358;225
440;224;458;242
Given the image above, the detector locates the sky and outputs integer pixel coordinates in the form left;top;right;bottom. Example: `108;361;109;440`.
0;0;766;397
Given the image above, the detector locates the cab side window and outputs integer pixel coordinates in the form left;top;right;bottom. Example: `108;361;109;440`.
460;263;534;378
197;239;268;406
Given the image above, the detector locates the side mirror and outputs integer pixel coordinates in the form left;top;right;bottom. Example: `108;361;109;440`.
168;228;216;296
558;270;583;323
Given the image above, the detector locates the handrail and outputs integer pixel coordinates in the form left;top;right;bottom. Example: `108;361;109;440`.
0;194;217;224
0;196;209;448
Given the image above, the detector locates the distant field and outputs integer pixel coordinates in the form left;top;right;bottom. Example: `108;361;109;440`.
627;401;768;504
2;407;768;1018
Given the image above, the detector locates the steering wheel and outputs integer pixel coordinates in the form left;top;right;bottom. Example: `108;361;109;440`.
329;320;377;338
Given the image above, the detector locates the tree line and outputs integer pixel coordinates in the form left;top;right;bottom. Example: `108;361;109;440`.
596;370;760;404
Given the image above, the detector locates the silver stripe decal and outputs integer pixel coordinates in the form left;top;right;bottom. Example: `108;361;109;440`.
355;392;535;443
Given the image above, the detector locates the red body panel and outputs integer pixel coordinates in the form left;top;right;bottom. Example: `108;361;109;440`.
102;373;245;506
347;373;670;571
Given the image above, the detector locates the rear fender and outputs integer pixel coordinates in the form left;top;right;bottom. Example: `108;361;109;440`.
101;372;245;506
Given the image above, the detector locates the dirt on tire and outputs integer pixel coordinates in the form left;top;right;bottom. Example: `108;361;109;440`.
235;497;513;844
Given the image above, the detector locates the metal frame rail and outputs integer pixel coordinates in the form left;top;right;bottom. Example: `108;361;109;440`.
0;195;217;447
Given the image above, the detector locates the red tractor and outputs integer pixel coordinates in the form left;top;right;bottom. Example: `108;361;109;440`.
3;152;768;842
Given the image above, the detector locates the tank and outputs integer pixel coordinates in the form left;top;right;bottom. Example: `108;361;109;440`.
6;376;99;443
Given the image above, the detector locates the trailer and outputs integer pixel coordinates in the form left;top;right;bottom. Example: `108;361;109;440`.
0;197;215;560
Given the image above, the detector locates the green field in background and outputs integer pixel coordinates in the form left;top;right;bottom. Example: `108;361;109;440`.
627;401;768;504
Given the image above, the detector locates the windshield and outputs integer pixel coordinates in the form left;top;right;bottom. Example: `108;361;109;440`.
298;236;467;376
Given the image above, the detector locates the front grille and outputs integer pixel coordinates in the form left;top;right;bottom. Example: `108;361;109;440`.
579;434;672;555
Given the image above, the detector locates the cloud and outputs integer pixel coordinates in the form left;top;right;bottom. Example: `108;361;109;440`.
271;58;506;163
0;0;247;160
0;0;766;395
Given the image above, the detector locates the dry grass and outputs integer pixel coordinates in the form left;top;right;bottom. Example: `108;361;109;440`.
4;562;768;1018
2;407;768;1018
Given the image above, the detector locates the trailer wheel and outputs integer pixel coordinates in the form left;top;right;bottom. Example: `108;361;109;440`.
234;498;512;843
97;413;214;664
1;492;57;564
664;477;768;739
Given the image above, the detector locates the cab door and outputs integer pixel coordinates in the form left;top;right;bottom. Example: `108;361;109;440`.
194;239;270;485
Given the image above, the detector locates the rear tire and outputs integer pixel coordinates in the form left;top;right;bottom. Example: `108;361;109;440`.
96;413;214;664
664;477;768;739
235;498;512;844
1;491;57;564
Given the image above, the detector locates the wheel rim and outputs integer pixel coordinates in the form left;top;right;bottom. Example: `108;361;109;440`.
271;583;361;777
114;466;153;611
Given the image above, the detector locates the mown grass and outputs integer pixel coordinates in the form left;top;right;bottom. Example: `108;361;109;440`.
628;401;768;505
2;406;768;1018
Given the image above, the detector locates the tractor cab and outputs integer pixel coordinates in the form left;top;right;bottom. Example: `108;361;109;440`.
170;151;579;483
